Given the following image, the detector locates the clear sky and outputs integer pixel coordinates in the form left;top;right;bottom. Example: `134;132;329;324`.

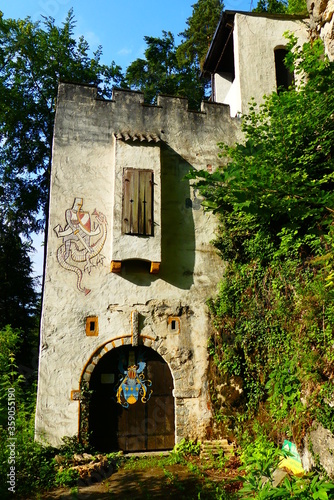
2;0;253;71
1;0;252;283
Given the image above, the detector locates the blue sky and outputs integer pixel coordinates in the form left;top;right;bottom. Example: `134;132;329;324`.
1;0;252;282
2;0;252;71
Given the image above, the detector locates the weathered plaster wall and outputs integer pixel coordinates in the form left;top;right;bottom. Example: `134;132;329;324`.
237;14;308;114
216;14;308;116
35;84;242;447
215;71;240;117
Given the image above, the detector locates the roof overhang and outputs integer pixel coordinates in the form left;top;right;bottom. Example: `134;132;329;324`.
202;11;235;77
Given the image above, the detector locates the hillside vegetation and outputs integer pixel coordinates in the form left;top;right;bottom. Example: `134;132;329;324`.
188;34;334;445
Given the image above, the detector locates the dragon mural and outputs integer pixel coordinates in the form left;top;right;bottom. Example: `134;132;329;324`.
53;197;107;295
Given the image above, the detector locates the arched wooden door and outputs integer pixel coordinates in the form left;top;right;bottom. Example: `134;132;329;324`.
88;346;175;452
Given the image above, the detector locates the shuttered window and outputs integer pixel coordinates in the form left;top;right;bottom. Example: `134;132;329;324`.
122;168;153;236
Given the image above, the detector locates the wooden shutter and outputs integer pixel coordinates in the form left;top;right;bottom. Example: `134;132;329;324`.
122;169;153;236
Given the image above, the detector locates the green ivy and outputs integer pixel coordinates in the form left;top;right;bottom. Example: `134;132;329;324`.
189;36;334;440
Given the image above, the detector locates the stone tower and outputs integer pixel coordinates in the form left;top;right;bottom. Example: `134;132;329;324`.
35;11;308;452
35;83;241;450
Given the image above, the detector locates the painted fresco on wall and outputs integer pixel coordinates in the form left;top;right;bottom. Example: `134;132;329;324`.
116;352;153;408
53;197;107;295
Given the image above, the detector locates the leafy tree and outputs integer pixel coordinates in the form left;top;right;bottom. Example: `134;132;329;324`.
0;10;124;236
0;325;24;425
126;1;224;108
253;0;307;14
177;0;224;69
253;0;288;12
286;0;308;14
0;222;37;332
0;10;124;379
125;31;205;109
0;324;58;499
0;219;40;383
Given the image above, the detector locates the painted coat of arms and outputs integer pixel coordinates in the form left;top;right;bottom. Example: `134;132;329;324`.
54;197;107;295
116;353;152;408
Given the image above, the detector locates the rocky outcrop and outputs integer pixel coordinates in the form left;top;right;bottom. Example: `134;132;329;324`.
300;422;334;478
300;0;334;480
307;0;334;60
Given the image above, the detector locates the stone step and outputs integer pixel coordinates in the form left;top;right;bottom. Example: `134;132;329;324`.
200;439;235;460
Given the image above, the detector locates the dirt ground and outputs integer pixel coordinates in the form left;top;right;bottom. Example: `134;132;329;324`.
35;458;241;500
38;465;200;499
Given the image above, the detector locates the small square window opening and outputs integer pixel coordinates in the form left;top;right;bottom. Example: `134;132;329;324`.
86;316;99;336
168;316;180;334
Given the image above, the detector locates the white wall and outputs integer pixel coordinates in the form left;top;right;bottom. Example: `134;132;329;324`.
215;14;308;116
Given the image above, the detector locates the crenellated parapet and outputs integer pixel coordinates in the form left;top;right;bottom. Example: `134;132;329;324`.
57;83;238;131
54;83;242;170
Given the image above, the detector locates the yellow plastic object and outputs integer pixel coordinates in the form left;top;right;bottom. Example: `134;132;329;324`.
279;440;305;476
279;457;305;476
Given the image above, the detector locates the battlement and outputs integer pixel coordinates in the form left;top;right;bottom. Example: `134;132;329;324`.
57;82;233;120
55;82;241;152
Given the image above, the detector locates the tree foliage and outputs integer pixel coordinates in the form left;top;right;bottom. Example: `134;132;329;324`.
126;0;224;109
188;37;334;438
191;36;334;260
0;9;125;379
254;0;288;13
125;31;205;109
177;0;224;69
0;222;38;332
0;9;124;235
0;221;40;379
253;0;307;14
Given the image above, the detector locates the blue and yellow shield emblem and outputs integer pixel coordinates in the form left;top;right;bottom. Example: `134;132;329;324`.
116;355;152;408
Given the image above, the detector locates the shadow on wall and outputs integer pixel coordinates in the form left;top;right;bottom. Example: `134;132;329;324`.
159;145;195;289
120;144;195;290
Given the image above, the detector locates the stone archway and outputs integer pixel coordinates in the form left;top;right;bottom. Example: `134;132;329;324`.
80;341;175;453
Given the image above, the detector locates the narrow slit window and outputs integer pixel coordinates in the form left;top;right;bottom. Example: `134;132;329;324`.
122;168;153;236
168;317;180;334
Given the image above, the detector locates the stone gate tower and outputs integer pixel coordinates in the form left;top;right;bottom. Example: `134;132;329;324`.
35;11;308;451
34;83;241;450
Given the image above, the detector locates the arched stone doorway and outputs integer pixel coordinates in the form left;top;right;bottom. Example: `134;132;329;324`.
86;345;175;453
